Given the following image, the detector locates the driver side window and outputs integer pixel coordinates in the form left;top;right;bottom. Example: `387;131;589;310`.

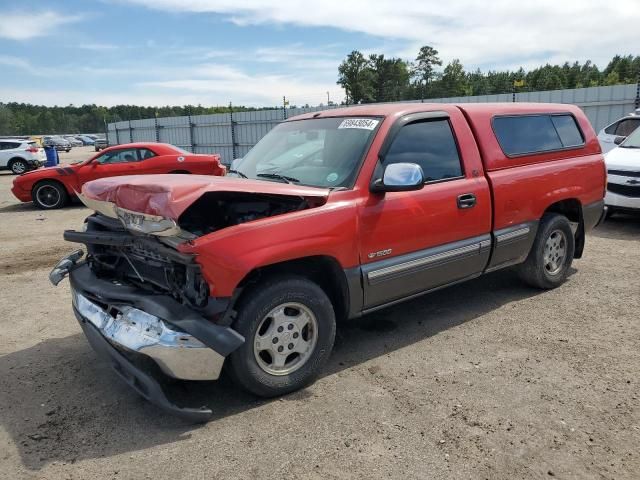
384;119;463;183
96;148;139;165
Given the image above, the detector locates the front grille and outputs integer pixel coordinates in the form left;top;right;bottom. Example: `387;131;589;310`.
607;182;640;198
83;214;209;308
608;169;640;178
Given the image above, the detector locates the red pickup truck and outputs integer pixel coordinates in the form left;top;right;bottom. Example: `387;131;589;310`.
52;103;605;420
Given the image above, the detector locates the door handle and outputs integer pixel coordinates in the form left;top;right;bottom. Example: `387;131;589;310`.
457;193;476;209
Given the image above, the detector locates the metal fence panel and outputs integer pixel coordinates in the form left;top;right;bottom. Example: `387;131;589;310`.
107;84;639;163
192;113;231;155
157;116;190;149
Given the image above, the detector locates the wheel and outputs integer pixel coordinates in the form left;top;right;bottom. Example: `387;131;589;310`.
32;181;68;209
517;213;575;289
9;159;28;175
227;276;336;397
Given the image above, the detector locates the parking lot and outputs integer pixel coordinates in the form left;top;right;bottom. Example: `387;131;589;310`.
0;146;638;479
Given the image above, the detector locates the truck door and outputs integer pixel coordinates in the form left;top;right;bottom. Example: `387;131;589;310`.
358;110;492;310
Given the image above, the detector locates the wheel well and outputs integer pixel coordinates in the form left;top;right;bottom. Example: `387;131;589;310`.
544;198;581;223
235;256;350;321
169;170;191;174
8;157;27;165
543;198;584;258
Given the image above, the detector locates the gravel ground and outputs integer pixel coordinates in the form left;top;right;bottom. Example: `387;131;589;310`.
0;147;639;479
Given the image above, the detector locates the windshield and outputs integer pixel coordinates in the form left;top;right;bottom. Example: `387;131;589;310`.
620;126;640;148
233;117;380;188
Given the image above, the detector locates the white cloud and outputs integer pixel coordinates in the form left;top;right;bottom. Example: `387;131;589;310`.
139;62;345;106
0;55;57;76
1;59;345;107
253;43;343;72
0;11;83;40
78;43;120;51
0;55;118;78
201;49;237;59
119;0;640;69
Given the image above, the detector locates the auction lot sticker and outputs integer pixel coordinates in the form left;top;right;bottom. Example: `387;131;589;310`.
338;118;379;130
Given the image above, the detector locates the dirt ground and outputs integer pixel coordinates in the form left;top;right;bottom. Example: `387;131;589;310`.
0;146;639;479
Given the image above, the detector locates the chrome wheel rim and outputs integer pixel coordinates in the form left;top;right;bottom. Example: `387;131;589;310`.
35;185;60;208
253;302;318;376
543;229;567;275
12;162;26;174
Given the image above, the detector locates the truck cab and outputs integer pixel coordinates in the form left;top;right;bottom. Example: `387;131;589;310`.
53;103;606;420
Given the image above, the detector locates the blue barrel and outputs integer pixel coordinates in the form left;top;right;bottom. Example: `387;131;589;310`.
44;146;59;167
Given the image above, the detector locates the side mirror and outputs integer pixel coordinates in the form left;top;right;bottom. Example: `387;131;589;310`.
371;162;425;193
614;135;626;145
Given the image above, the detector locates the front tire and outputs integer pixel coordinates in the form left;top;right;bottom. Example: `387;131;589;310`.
32;181;69;209
517;213;575;289
10;159;28;175
227;276;336;397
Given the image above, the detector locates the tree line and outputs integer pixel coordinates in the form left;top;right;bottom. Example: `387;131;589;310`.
0;103;259;136
337;48;640;104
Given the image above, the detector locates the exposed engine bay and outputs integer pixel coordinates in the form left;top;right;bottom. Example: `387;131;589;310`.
64;191;325;312
177;191;320;236
64;214;210;309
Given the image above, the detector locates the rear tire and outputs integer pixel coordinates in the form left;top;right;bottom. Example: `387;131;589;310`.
9;159;28;175
32;180;68;209
517;213;575;289
227;276;336;397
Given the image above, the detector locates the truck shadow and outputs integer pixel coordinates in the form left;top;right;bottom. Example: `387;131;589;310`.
0;269;546;470
590;213;640;240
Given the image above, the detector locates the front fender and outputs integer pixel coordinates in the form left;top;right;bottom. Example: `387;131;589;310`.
180;201;360;297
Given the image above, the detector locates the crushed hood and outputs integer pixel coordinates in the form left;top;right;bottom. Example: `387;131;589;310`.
81;174;330;220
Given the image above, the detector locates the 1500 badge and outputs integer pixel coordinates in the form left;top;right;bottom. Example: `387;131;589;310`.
368;249;392;259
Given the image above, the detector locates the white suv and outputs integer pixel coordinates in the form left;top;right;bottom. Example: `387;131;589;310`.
0;139;46;174
604;126;640;215
597;110;640;154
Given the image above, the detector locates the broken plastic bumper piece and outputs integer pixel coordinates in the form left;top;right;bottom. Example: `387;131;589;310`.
49;249;84;286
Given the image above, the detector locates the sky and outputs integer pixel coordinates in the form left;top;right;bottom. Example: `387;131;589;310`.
0;0;638;108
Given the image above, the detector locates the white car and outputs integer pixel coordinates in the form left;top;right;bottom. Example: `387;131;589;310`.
604;127;640;215
597;110;640;154
0;139;46;174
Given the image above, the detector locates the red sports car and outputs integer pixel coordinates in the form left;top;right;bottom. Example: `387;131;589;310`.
11;142;226;209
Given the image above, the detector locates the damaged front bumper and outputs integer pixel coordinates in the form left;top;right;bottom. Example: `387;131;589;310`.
71;290;225;381
51;252;244;421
